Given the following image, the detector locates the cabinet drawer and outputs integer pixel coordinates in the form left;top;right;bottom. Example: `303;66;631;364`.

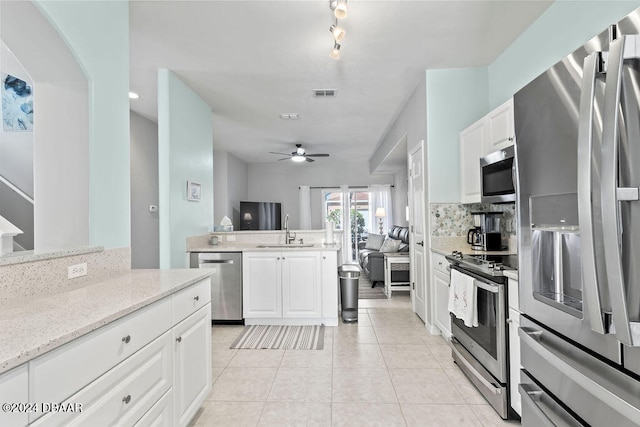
32;331;173;426
135;389;173;427
0;364;28;427
29;297;172;408
432;252;449;274
172;278;211;324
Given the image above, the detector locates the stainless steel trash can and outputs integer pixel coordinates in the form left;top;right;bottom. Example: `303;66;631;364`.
338;264;360;323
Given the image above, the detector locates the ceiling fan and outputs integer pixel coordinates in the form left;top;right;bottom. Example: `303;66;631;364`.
269;144;330;163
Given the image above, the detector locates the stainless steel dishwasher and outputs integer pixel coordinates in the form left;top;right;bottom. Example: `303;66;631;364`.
189;252;243;322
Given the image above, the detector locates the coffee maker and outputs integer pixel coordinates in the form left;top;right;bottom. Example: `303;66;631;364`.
468;212;503;251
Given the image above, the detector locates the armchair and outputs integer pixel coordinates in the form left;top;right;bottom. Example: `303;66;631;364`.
358;226;410;286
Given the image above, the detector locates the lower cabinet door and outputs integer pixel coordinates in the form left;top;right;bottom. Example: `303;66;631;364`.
434;269;452;338
135;389;173;427
173;304;212;427
282;252;321;318
243;252;282;318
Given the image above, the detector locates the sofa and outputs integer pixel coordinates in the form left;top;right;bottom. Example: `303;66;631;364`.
358;225;410;286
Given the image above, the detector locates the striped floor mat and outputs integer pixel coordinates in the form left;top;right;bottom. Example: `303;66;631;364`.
230;325;325;350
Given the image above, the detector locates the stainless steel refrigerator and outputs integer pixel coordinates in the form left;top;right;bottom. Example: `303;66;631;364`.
515;7;640;426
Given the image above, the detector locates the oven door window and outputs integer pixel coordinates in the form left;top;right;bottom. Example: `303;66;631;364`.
451;287;498;359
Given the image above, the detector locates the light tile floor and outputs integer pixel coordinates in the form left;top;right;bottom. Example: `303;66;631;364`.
190;294;521;426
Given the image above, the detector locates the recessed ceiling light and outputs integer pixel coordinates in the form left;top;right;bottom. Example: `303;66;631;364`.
279;113;300;120
128;92;139;99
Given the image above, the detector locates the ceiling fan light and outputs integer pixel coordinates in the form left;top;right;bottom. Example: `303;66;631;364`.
329;42;341;60
291;154;306;162
330;24;345;42
334;1;348;19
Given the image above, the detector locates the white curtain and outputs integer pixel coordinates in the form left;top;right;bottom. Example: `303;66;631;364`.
340;184;352;264
369;184;393;236
298;185;312;230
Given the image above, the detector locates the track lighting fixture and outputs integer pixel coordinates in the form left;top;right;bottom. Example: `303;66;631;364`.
328;0;347;59
329;42;341;60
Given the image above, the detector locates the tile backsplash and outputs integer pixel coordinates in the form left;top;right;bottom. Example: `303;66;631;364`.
431;203;516;238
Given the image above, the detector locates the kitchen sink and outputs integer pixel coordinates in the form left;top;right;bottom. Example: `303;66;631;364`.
256;244;315;248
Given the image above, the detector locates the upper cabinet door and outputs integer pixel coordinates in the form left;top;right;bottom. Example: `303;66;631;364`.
485;98;515;155
460;120;485;204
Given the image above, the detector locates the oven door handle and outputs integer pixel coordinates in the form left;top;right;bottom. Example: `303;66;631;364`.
474;279;500;294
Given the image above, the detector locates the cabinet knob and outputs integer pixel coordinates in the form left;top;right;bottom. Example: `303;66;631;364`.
277;257;280;260
506;319;513;324
122;395;131;404
122;335;131;344
194;295;200;301
176;336;182;343
282;257;286;260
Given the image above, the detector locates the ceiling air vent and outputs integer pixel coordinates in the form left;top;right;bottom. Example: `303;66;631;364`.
313;89;337;97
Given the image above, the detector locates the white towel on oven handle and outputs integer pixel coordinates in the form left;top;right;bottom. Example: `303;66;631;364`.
447;269;478;327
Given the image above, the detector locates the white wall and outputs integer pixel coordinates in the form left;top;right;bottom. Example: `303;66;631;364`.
1;1;90;251
247;160;393;230
158;69;213;269
213;150;248;228
130;111;159;269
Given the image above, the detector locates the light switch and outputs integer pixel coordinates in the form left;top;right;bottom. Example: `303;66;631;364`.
149;205;158;213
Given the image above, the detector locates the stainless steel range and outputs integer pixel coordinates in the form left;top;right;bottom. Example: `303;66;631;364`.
445;251;518;419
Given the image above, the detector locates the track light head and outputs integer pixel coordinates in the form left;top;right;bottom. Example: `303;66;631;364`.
329;42;341;60
330;0;348;19
330;22;345;42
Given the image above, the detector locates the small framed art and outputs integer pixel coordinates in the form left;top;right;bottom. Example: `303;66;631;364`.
187;181;201;201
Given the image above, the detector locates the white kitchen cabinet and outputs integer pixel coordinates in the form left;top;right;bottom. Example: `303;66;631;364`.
17;277;211;427
243;250;337;325
507;276;521;416
173;305;212;427
282;252;322;318
460;120;485;204
431;252;451;339
321;252;338;322
485;98;515;154
0;364;28;427
459;97;515;204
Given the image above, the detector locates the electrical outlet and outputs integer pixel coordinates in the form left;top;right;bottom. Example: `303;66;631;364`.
226;235;236;242
68;263;88;279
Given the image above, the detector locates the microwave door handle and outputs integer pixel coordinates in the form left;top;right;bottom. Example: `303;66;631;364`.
601;35;640;346
577;52;606;334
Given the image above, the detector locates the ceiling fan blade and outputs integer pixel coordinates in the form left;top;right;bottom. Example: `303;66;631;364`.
278;157;290;161
269;152;292;156
305;153;330;157
305;157;315;162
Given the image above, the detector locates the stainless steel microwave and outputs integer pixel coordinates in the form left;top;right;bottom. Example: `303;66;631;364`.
480;145;515;204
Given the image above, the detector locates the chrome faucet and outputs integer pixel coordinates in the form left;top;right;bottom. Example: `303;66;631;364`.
284;214;296;244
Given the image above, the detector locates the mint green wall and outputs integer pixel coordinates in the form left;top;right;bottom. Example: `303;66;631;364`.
36;0;130;249
489;0;640;109
426;68;488;202
158;70;213;269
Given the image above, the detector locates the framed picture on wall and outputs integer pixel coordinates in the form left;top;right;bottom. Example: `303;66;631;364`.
187;181;201;202
2;73;33;131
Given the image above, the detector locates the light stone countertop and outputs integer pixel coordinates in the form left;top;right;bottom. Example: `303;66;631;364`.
504;270;519;280
188;243;341;253
430;236;516;257
0;269;211;374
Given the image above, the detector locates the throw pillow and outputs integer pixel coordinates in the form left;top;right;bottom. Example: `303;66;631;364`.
380;237;402;253
364;233;385;250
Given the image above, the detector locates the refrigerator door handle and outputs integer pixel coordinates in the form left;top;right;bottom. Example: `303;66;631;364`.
601;34;640;346
577;51;606;334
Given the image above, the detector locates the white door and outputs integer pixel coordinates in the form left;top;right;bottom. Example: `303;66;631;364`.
409;141;427;323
